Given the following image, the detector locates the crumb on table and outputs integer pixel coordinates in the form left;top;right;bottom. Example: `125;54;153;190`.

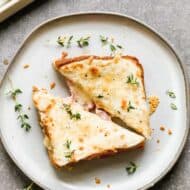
95;177;101;184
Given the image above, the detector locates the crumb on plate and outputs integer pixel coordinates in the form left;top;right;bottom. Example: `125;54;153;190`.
156;139;160;143
27;106;31;110
160;126;165;131
50;82;56;90
23;64;30;69
3;59;9;65
95;177;101;184
148;96;160;115
168;129;172;135
107;184;111;188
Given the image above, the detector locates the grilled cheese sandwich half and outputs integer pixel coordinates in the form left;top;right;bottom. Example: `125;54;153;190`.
32;87;145;167
54;52;151;138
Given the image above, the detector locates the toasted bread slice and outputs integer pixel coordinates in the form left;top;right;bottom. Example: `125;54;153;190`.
54;53;151;138
32;87;145;167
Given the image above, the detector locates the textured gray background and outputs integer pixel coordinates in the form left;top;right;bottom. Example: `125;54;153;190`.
0;0;190;189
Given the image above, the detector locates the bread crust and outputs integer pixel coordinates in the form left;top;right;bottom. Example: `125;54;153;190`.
52;141;145;168
54;52;146;98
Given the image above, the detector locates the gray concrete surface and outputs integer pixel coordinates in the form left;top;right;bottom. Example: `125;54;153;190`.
0;0;190;189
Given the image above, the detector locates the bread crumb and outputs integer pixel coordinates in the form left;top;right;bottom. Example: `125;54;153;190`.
107;184;111;188
3;59;9;65
148;96;160;115
156;139;160;143
23;64;30;69
168;129;172;135
160;126;165;131
50;82;56;90
95;177;101;184
32;86;38;92
27;106;31;110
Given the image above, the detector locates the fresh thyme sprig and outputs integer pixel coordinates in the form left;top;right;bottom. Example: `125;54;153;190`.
97;94;104;98
126;74;139;86
67;35;73;48
100;35;109;45
7;88;31;131
57;35;73;48
127;101;135;112
166;90;176;99
126;162;137;175
99;35;123;55
170;103;177;110
23;182;33;190
64;139;74;159
110;44;116;53
77;36;90;47
57;36;66;46
65;139;72;149
6;88;22;99
63;104;81;120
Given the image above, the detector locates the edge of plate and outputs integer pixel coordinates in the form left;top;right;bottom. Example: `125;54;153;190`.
0;11;189;190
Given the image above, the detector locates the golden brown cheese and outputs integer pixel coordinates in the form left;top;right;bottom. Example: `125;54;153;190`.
54;53;151;138
32;88;145;167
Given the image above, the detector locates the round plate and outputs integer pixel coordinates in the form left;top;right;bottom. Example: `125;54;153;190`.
0;12;189;190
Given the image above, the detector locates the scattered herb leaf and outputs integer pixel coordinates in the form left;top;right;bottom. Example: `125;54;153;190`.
100;35;108;45
57;36;66;46
126;74;139;86
77;36;90;47
110;44;116;52
17;114;31;131
170;103;177;110
116;44;123;49
64;139;74;159
63;104;81;120
71;113;81;120
65;150;74;159
166;90;176;99
126;162;137;175
7;88;22;99
15;103;22;112
65;139;72;149
57;35;73;48
23;182;33;190
66;35;73;48
127;101;135;112
97;94;104;98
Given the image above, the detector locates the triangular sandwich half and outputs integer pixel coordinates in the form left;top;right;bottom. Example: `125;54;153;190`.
54;53;151;138
32;87;145;167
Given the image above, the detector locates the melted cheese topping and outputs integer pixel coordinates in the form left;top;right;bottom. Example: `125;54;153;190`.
33;89;144;167
55;55;151;138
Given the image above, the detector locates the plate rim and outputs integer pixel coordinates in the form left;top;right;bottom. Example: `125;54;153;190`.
0;11;189;190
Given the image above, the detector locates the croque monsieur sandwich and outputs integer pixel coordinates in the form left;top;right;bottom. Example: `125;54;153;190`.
33;87;145;167
54;53;151;138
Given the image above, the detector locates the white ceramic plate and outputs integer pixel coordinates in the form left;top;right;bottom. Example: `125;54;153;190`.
0;12;189;190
